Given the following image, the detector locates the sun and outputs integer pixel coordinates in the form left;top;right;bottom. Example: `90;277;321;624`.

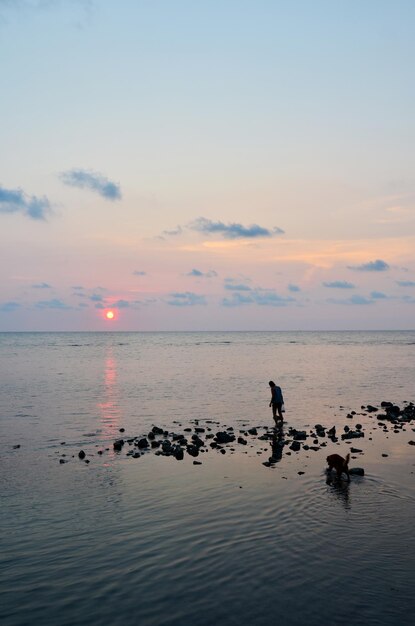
105;310;115;320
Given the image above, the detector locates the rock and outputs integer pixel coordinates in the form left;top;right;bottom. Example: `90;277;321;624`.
220;449;226;454
298;471;305;475
85;459;90;464
148;431;155;440
151;440;161;448
113;439;124;451
13;444;21;449
59;459;66;464
355;423;362;430
191;434;204;447
349;467;365;476
344;425;350;432
119;428;125;432
78;450;86;459
290;441;301;452
350;447;363;453
193;460;202;465
366;405;378;412
408;441;415;445
137;438;149;449
174;448;184;461
215;431;235;444
341;430;364;440
262;461;271;467
195;427;205;433
238;437;247;445
248;427;258;436
152;426;164;435
60;442;66;445
382;453;388;457
187;444;199;457
291;429;307;441
132;452;140;459
327;426;336;437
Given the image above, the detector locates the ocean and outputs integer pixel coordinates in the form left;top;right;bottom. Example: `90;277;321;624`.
1;331;415;625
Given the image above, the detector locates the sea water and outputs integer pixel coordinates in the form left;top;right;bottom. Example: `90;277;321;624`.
1;332;415;625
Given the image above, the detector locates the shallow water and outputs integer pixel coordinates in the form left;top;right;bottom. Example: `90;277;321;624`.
1;332;415;625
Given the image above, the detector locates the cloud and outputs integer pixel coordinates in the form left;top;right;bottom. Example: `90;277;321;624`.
222;289;295;307
189;217;284;239
133;270;146;276
323;281;355;289
60;169;121;200
90;294;103;302
187;269;218;278
35;298;71;309
0;185;51;220
166;292;207;306
370;291;388;299
224;280;252;292
328;295;373;305
0;301;21;313
288;284;301;292
348;259;389;272
113;299;130;308
397;280;415;287
32;282;52;289
163;225;182;236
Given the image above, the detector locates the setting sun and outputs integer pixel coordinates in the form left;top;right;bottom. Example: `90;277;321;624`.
105;311;115;320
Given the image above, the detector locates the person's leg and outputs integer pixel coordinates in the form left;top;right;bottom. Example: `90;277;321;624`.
272;403;278;425
277;403;283;421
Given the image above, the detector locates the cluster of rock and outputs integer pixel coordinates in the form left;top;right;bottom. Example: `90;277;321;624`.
45;399;415;473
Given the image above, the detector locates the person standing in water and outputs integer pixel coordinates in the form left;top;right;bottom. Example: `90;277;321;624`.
269;380;284;425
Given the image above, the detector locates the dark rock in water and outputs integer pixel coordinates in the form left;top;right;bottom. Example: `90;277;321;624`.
408;440;415;446
381;401;393;408
78;450;86;459
191;434;204;448
60;442;66;445
161;440;172;452
344;425;350;432
151;440;161;448
262;461;271;467
350;447;363;453
97;450;103;455
85;459;90;464
152;426;164;435
290;441;301;452
290;429;307;441
313;439;319;445
366;405;378;412
184;428;192;432
187;444;199;457
148;431;155;440
174;448;184;460
59;459;66;464
309;446;320;451
137;438;149;449
248;427;258;436
13;444;21;449
220;448;227;454
327;426;336;437
341;430;364;440
238;437;247;445
355;424;362;430
215;431;235;444
350;467;364;476
298;471;305;475
195;427;205;433
382;453;388;457
303;444;310;450
119;428;125;433
132;452;140;459
193;460;202;465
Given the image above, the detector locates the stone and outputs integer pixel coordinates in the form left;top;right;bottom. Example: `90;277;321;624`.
13;444;21;449
408;440;415;445
174;448;184;460
290;441;301;452
187;444;199;457
195;427;205;433
366;405;378;412
355;424;362;430
238;437;247;445
148;431;155;440
193;460;202;465
78;450;86;459
85;459;90;464
215;431;235;444
220;449;226;454
119;428;125;432
151;440;161;448
137;438;149;449
152;426;164;435
382;453;388;457
59;459;66;464
350;447;363;453
349;467;365;476
298;471;305;475
132;452;140;459
248;427;258;436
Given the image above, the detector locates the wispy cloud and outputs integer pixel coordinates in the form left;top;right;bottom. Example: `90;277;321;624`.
35;298;71;310
133;270;147;276
397;280;415;287
224;279;252;292
223;289;295;307
0;301;21;313
288;284;301;293
189;217;284;239
32;282;52;289
323;281;355;289
59;169;121;200
166;292;207;306
348;259;389;272
328;295;373;305
0;185;51;220
90;294;103;302
370;291;389;299
187;269;217;278
163;225;182;236
113;299;130;308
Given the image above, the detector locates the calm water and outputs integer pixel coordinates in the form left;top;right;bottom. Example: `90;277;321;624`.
1;332;415;625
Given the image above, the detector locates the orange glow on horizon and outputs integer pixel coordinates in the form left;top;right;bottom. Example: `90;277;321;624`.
105;310;115;320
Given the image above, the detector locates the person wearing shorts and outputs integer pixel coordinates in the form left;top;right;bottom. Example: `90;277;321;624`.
269;380;284;425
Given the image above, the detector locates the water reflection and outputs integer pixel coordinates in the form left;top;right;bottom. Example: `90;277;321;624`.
97;347;122;438
326;472;351;510
270;425;285;463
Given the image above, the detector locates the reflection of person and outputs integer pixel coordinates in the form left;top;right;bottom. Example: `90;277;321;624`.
269;380;284;425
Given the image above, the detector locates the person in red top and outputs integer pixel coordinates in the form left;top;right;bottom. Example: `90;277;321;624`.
269;380;284;425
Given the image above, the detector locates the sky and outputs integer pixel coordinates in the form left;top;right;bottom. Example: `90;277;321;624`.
1;0;415;331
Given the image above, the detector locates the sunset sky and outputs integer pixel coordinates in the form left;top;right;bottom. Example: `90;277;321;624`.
1;0;415;330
